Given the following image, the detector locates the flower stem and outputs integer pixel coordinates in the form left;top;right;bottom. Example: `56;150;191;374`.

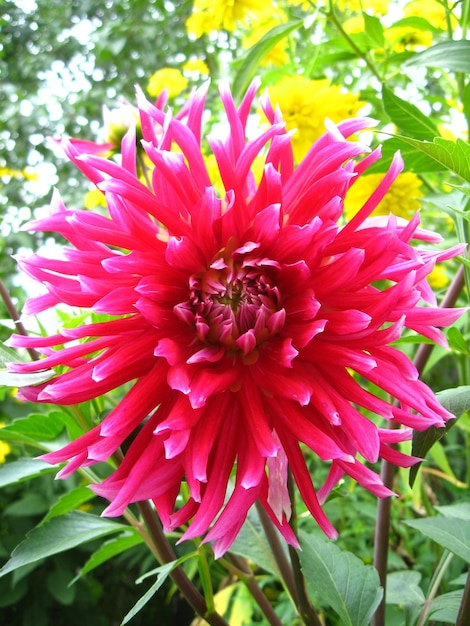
457;567;470;626
136;500;229;626
0;278;39;361
225;553;284;626
372;264;465;626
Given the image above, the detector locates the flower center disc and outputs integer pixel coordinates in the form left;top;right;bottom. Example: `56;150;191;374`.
175;256;286;356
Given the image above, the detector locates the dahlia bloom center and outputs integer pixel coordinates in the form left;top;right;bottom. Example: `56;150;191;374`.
176;242;285;357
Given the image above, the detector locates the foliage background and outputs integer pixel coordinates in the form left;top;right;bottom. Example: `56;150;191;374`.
1;0;470;624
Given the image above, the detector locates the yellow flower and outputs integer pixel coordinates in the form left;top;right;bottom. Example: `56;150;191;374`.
403;0;457;31
266;75;364;161
335;0;389;14
385;25;432;52
0;440;10;463
0;423;11;464
84;188;107;210
182;58;210;76
242;14;289;66
343;171;424;221
0;167;38;181
147;68;188;99
186;0;272;37
427;264;450;290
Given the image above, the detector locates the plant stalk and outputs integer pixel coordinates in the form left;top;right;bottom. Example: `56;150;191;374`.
372;264;465;626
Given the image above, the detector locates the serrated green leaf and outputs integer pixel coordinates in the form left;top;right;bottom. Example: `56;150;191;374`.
299;531;383;626
72;530;144;584
365;137;444;174
0;368;55;388
1;412;66;443
0;458;59;488
231;20;303;101
405;517;470;562
405;40;470;73
0;511;128;578
382;85;439;141
44;485;96;522
395;136;470;182
386;570;425;607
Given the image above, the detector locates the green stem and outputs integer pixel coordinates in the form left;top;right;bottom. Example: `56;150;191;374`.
224;553;284;626
371;264;466;626
136;500;230;626
417;551;454;626
326;1;383;82
456;567;470;626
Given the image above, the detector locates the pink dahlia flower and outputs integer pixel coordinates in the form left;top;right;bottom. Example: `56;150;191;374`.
8;80;464;557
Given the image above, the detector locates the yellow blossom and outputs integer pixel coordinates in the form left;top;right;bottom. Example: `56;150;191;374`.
335;0;389;14
266;76;364;161
186;0;272;37
403;0;458;31
427;264;450;290
183;58;210;76
0;423;11;463
147;68;188;99
0;167;38;181
84;188;107;210
343;171;424;221
385;25;432;52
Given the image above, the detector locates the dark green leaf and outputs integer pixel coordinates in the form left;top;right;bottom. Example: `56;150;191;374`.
0;511;127;578
409;384;470;486
405;517;470;562
382;85;439;141
72;530;144;583
405;41;470;73
299;531;382;626
0;458;59;488
44;485;96;521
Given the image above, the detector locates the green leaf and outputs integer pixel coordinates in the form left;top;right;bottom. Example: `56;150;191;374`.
44;485;96;522
121;556;192;625
363;13;384;48
405;40;470;73
0;369;55;388
365;137;444;173
382;85;439;141
0;341;25;366
447;327;470;355
428;590;464;624
4;493;50;517
230;507;288;577
0;458;59;488
0;409;84;448
299;531;383;626
72;530;144;583
395;136;470;183
435;502;470;520
231;20;303;101
0;511;127;578
386;570;425;607
409;385;470;487
405;517;470;562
